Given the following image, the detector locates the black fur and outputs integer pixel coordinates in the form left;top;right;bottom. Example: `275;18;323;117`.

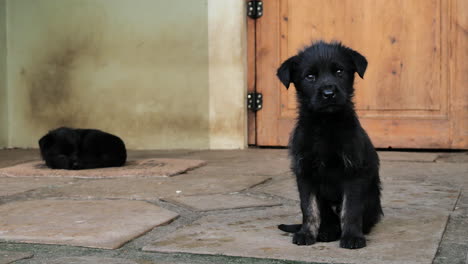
39;127;127;170
276;41;383;249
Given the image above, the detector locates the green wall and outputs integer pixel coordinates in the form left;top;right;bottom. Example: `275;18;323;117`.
2;0;247;149
0;0;6;148
7;0;210;149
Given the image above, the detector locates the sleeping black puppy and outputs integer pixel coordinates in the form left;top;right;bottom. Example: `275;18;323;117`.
39;127;127;170
276;41;383;249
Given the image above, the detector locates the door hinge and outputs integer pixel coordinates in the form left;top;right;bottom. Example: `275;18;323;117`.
247;1;263;19
247;93;263;112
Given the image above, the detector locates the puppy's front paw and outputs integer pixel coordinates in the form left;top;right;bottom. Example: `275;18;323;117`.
339;235;366;249
293;231;316;246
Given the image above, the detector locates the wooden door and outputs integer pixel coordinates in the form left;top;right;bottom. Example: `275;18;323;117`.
251;0;467;149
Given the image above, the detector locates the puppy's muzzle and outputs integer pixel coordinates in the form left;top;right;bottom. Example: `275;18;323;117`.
321;85;337;99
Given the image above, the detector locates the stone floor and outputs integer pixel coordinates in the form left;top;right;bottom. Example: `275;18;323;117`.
0;149;467;264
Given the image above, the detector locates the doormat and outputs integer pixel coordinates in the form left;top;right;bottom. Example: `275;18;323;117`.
0;158;206;178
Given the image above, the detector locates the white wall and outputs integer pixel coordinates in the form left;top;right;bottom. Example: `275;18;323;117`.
208;0;247;149
0;0;6;148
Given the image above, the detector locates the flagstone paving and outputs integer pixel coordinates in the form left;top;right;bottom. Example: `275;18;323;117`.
144;206;448;264
0;177;75;197
256;177;298;201
0;200;178;249
0;251;33;264
46;257;141;264
0;159;206;178
377;151;440;162
257;177;461;211
0;149;466;264
143;163;461;264
166;193;282;211
46;174;271;200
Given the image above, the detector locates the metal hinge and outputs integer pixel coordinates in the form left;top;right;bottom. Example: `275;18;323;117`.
247;93;263;112
247;1;263;19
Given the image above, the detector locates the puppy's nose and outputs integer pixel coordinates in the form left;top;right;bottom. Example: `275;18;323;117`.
321;86;336;99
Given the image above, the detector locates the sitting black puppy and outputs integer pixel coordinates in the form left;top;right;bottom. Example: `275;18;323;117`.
276;41;383;249
39;127;127;170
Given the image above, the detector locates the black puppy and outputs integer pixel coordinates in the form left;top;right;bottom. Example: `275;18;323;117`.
39;127;127;170
276;41;383;249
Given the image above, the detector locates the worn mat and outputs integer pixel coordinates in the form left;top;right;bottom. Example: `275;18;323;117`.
0;158;206;178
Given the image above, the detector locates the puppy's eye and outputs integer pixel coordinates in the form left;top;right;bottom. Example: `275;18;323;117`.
305;74;316;81
336;69;344;77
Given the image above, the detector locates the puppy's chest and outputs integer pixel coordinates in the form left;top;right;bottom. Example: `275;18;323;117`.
300;149;354;183
301;134;357;170
303;143;349;167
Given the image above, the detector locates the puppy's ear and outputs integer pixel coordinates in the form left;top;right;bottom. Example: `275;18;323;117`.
346;48;368;79
277;55;299;89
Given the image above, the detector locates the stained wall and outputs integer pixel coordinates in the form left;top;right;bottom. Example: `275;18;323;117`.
3;0;246;149
0;0;6;147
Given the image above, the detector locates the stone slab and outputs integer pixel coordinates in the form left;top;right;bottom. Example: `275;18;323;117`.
47;257;140;264
189;163;290;178
0;200;178;249
435;152;468;163
433;242;468;264
0;149;40;169
256;177;298;201
0;177;75;197
144;206;449;264
383;179;459;210
259;176;459;212
181;149;289;164
377;151;440;162
0;251;33;264
180;149;290;177
49;174;271;200
0;158;206;178
45;257;176;264
167;193;282;211
380;161;468;184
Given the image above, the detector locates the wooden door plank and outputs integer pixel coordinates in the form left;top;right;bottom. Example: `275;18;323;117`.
255;0;467;148
256;0;282;146
450;0;468;148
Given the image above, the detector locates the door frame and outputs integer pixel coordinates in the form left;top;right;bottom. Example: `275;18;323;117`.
247;10;257;145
